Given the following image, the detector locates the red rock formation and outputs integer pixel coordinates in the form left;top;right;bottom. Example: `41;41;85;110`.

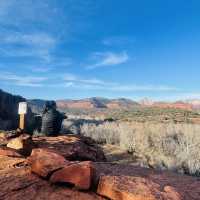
27;148;68;178
152;102;193;111
95;163;200;200
1;135;200;200
50;161;94;190
32;135;106;162
0;135;106;200
0;163;105;200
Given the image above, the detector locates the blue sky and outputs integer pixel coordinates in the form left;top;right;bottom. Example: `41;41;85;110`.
0;0;200;100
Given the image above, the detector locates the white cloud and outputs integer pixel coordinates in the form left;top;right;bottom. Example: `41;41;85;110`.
108;85;177;92
86;51;129;69
0;70;178;92
0;33;56;47
0;0;95;70
63;73;108;85
63;73;178;92
0;72;48;87
0;32;57;62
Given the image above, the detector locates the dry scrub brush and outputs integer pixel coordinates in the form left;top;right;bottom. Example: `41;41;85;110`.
81;121;200;176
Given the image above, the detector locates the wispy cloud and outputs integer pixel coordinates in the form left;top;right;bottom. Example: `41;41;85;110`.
0;72;48;87
0;70;179;92
0;0;73;64
69;83;178;92
111;85;177;92
0;32;57;62
0;33;56;47
0;0;95;74
63;73;178;92
63;73;108;85
86;51;129;69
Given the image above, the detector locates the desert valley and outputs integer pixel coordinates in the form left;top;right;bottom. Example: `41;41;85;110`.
1;89;200;199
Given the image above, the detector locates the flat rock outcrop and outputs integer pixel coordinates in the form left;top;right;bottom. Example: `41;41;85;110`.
95;163;200;200
32;135;106;161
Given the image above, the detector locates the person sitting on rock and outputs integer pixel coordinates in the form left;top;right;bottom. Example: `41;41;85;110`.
41;101;65;136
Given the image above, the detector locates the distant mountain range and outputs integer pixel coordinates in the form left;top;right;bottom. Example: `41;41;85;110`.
29;97;200;112
2;88;200;132
1;88;200;118
56;98;200;111
56;97;139;110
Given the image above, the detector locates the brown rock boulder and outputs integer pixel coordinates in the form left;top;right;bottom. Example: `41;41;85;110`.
95;163;200;200
32;135;106;162
28;148;68;178
0;147;23;158
7;134;34;156
50;161;94;190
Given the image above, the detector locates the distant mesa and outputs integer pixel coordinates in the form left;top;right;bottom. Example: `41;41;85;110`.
140;98;195;111
152;101;193;111
185;99;200;109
